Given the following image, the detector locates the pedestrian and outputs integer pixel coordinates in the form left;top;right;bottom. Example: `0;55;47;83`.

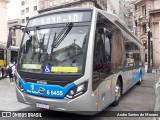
7;61;16;84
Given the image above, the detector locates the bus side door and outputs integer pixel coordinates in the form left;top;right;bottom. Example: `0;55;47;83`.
93;27;112;111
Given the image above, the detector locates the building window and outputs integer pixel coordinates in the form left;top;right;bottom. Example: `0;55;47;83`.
145;54;147;62
39;1;45;9
33;6;37;11
53;1;57;5
22;19;25;23
61;0;65;4
135;6;137;11
21;1;25;6
21;10;25;15
142;5;146;16
26;17;29;22
143;40;147;49
25;0;29;3
142;24;147;33
135;21;137;27
26;7;29;13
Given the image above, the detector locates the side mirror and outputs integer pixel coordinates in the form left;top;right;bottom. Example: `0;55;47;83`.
7;25;25;49
104;28;112;38
97;28;104;34
7;28;13;48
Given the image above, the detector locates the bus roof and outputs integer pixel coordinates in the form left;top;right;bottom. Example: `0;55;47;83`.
28;7;142;48
98;9;142;47
0;44;6;49
8;46;19;51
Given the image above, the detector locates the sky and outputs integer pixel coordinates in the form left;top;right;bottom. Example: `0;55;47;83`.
7;0;21;20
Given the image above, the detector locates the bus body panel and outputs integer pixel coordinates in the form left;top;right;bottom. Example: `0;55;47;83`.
97;78;112;111
16;86;69;111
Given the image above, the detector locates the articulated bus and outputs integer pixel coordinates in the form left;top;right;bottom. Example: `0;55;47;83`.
0;44;17;79
0;44;7;79
7;7;144;114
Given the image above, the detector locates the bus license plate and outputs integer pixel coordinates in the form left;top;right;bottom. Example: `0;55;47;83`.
36;102;49;109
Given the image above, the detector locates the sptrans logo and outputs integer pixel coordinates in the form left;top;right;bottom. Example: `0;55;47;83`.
1;112;42;118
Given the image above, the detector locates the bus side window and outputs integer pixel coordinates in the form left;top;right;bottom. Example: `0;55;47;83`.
124;41;141;68
94;29;105;71
104;30;111;64
92;29;105;91
95;33;104;63
92;13;113;91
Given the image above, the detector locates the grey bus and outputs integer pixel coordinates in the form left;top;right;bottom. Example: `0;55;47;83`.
7;7;144;114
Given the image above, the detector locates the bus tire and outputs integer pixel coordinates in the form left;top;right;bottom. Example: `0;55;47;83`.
112;80;122;106
1;68;4;78
0;70;2;79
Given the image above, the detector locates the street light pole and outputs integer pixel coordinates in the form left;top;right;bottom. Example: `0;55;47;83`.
147;30;151;72
151;37;153;68
147;26;152;73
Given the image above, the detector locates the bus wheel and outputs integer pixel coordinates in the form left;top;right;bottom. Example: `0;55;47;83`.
112;80;121;106
137;75;142;85
0;70;3;79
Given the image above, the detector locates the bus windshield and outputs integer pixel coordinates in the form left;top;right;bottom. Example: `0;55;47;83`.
18;23;90;75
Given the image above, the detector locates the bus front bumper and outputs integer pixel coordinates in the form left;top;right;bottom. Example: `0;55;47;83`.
15;85;93;113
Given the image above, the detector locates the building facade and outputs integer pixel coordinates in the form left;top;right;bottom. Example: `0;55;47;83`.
125;0;137;34
110;0;128;24
21;0;39;25
134;0;160;69
0;0;8;45
38;0;127;24
38;0;106;13
150;0;160;68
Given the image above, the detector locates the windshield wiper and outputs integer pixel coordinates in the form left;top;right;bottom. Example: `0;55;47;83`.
38;34;45;62
50;22;73;61
33;26;40;43
52;22;73;49
31;26;41;60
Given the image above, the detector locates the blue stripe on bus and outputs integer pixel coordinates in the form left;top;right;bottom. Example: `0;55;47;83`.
132;71;141;82
19;77;75;98
142;69;145;76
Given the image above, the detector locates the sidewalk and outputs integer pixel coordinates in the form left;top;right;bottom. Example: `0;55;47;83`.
0;78;30;111
153;70;160;120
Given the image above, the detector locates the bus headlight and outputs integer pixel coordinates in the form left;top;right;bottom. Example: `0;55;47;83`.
66;81;88;99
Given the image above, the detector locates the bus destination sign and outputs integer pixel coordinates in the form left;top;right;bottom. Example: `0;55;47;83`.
27;12;91;27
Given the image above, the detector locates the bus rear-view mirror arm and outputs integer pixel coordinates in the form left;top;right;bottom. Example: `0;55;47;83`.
7;28;13;48
7;25;25;49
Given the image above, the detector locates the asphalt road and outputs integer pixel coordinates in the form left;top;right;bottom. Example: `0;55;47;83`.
0;73;157;120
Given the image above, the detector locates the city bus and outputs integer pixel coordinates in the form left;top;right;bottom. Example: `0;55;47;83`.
7;7;144;114
0;44;7;79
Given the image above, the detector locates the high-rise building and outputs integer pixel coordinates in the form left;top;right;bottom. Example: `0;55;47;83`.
21;0;39;25
0;0;9;45
125;0;137;34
